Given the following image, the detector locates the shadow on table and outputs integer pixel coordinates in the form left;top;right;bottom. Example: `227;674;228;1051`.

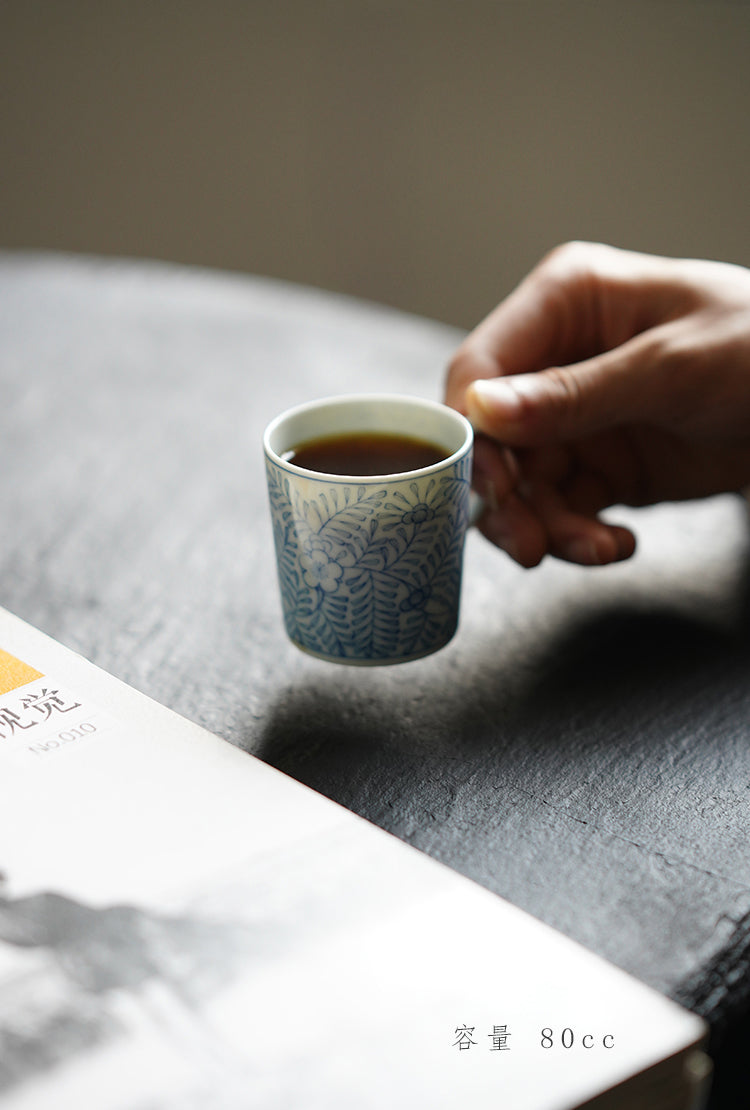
255;597;750;814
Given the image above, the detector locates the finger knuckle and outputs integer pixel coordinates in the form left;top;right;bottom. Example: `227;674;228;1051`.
536;241;626;300
650;325;714;427
547;366;585;422
536;240;598;282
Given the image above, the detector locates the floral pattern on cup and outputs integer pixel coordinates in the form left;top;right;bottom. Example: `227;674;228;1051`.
265;455;472;664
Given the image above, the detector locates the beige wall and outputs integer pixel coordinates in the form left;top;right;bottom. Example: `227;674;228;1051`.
1;2;749;329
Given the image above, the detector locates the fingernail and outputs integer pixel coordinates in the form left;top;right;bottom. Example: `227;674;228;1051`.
467;379;525;426
612;528;637;561
561;537;601;565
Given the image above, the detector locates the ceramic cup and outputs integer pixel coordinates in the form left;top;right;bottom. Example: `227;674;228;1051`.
264;394;474;665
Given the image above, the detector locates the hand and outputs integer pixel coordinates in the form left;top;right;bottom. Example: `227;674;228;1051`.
445;241;750;567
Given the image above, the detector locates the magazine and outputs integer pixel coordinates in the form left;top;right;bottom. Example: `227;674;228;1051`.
0;607;709;1109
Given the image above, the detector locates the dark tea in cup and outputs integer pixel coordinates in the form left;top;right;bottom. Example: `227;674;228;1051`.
283;431;448;476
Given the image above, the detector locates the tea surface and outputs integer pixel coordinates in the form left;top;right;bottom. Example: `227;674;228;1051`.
284;431;448;476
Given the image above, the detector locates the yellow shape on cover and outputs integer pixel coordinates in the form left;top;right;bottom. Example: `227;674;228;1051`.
0;649;43;695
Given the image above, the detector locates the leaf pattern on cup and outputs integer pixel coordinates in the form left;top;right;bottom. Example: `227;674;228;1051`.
266;454;471;664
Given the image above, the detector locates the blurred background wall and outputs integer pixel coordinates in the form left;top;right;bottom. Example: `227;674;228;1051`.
1;1;748;330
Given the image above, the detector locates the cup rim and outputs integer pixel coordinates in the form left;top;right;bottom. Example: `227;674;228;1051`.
263;393;473;483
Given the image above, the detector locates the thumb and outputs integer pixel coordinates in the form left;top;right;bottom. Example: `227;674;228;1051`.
464;336;658;447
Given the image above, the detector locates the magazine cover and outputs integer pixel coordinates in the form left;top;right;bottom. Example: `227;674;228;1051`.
0;609;708;1109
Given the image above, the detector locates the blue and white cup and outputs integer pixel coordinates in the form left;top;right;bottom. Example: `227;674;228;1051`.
264;394;474;665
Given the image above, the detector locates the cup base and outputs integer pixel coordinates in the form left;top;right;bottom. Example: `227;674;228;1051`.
289;632;457;667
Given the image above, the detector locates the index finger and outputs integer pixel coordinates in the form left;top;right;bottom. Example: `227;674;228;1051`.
445;246;599;412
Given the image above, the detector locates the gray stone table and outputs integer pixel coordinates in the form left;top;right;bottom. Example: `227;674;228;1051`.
2;251;749;1106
